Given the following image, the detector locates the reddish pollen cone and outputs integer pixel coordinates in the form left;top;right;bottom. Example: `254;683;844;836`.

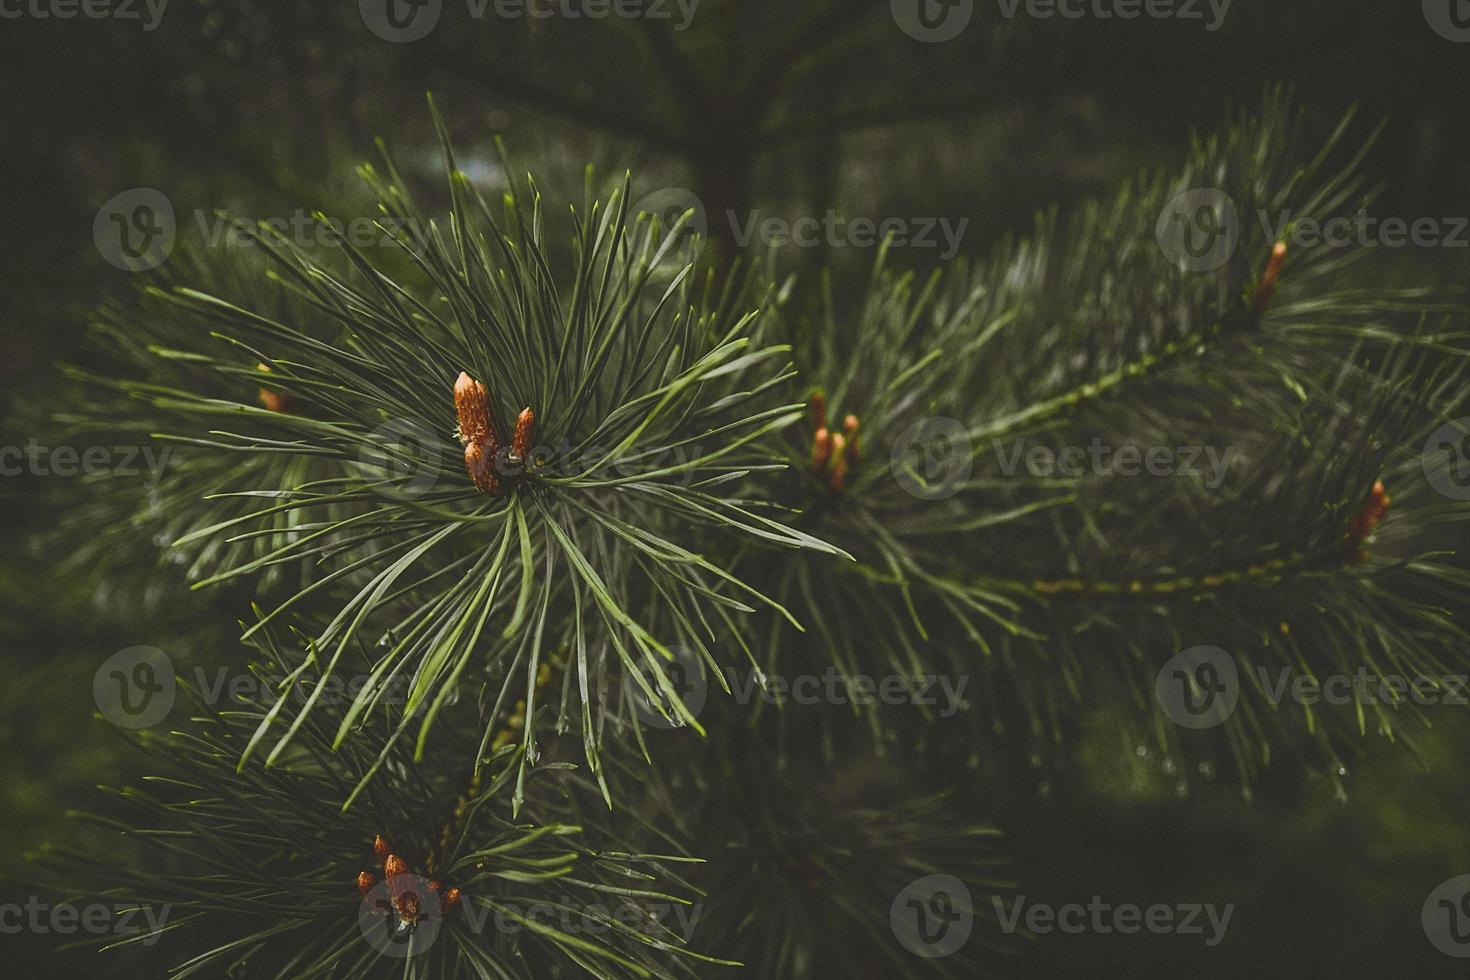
812;427;833;474
455;371;507;492
382;854;421;920
258;388;292;413
511;407;535;463
453;372;494;446
1346;479;1391;560
394;890;422;922
808;391;827;431
464;439;500;494
829;433;849;492
373;836;391;863
1252;241;1288;314
357;871;376;898
256;363;292;413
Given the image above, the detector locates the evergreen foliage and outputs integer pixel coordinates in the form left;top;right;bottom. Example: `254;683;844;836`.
46;92;1470;976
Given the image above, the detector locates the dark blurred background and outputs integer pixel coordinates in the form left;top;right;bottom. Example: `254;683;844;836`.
3;1;1470;975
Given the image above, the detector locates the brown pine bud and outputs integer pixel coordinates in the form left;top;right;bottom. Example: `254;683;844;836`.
258;389;292;413
808;391;827;432
256;363;293;413
453;372;494;447
842;414;860;464
1346;479;1391;560
382;853;420;920
510;407;535;465
828;433;848;492
464;439;500;495
812;427;833;475
373;835;391;864
394;889;422;922
357;871;376;898
441;887;462;913
456;372;506;493
1252;241;1287;314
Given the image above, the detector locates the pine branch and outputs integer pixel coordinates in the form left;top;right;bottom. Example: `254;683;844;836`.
66;101;847;812
38;672;719;980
